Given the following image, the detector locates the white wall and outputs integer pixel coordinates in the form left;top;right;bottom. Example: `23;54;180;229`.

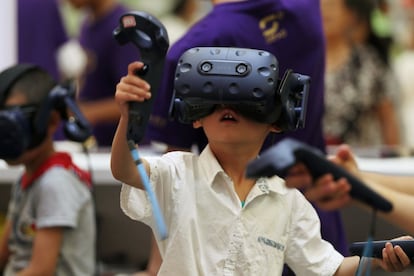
0;1;17;71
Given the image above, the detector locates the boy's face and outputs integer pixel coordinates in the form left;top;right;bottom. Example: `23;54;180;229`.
1;93;30;164
193;105;277;146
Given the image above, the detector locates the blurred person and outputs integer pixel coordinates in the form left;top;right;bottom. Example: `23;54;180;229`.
286;142;414;236
371;0;393;51
392;0;414;148
18;0;69;81
160;0;198;44
141;0;350;275
0;64;95;275
334;144;414;235
321;0;402;147
62;0;138;147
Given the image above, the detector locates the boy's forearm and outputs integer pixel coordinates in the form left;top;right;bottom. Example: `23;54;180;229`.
111;117;145;189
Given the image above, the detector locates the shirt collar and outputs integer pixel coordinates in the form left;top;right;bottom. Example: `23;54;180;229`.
198;145;288;195
199;145;224;185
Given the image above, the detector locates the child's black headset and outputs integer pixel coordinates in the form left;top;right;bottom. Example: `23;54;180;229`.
0;64;92;159
169;47;310;131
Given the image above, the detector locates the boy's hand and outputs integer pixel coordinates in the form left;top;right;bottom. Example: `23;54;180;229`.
115;61;151;117
374;236;413;272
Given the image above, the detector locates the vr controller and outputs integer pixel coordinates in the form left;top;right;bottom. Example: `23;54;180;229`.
169;47;310;131
113;11;170;239
44;82;92;143
246;138;393;212
350;240;414;261
113;11;169;143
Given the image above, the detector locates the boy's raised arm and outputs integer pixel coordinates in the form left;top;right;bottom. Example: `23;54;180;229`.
110;62;152;189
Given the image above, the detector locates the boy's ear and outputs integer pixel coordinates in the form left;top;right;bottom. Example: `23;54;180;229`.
270;123;282;133
193;120;202;129
47;110;61;134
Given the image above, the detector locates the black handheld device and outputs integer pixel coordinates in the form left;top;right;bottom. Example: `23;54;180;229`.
246;138;393;212
113;11;169;143
350;240;414;260
113;11;169;240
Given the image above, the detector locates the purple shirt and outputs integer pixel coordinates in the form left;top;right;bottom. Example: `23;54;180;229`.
148;0;326;152
18;0;68;80
146;0;348;256
77;4;139;146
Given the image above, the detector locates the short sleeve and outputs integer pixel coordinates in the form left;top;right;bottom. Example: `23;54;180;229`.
284;191;344;275
33;167;91;229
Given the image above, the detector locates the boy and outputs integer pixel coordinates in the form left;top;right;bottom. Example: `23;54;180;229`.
0;64;96;275
111;52;409;275
143;1;343;273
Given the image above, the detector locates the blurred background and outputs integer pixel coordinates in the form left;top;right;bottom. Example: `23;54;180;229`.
1;0;414;275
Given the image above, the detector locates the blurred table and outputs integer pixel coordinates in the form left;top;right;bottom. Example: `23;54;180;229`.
1;143;413;185
0;141;162;185
327;145;414;176
357;156;414;175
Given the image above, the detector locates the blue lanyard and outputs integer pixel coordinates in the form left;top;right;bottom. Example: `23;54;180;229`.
128;141;168;240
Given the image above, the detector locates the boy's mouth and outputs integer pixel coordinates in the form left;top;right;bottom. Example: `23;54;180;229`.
218;107;238;122
221;112;236;121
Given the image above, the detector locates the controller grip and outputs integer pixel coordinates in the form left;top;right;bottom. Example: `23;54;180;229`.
246;138;393;212
350;240;414;260
113;11;169;143
294;148;393;212
126;54;165;143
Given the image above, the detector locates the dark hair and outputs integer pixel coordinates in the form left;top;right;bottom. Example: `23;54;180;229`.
345;0;375;21
7;66;56;106
172;0;189;16
344;0;391;65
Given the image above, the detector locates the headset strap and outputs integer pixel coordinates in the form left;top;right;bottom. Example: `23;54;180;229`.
20;152;92;190
0;64;39;106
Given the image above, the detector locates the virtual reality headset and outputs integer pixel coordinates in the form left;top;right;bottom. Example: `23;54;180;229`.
0;64;92;159
169;47;310;131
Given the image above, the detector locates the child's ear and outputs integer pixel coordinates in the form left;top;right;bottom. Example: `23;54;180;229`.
47;110;61;134
193;120;202;129
270;124;282;133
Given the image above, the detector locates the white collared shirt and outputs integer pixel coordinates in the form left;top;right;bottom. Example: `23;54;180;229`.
120;145;343;275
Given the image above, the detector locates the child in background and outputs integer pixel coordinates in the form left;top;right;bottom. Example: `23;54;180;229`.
111;51;410;275
0;64;95;275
